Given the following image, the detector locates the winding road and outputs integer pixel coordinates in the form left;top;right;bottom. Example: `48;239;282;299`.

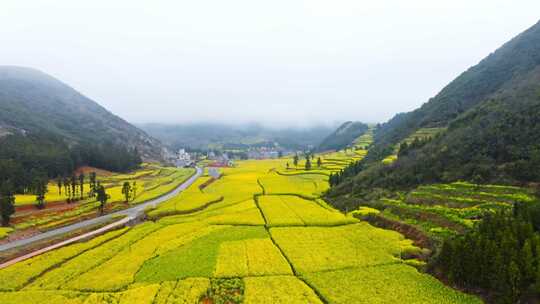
0;167;203;253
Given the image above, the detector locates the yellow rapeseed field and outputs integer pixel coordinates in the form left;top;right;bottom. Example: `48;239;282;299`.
0;143;482;303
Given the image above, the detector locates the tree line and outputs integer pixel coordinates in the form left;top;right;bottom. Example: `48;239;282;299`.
287;153;322;171
0;170;140;226
329;159;364;187
0;132;142;194
435;202;540;303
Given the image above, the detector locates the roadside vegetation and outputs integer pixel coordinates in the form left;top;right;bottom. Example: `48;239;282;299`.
0;164;194;241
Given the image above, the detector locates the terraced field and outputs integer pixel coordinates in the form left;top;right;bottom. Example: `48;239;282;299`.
353;180;535;241
381;127;445;165
0;152;482;303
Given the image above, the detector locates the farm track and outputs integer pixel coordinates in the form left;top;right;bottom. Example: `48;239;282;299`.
0;167;203;254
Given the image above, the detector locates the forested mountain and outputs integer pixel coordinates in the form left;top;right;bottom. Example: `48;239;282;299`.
316;121;368;152
328;19;540;201
140;122;337;151
0;66;165;191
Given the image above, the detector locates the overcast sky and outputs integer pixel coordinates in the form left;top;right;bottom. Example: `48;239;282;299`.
1;1;539;127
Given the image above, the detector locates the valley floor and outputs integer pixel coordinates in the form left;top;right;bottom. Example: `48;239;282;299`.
0;151;482;303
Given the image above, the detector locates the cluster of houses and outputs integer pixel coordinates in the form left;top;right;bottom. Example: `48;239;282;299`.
169;146;297;168
175;149;195;167
247;149;279;159
207;151;234;167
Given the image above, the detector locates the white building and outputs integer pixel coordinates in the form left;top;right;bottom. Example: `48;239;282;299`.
176;149;193;167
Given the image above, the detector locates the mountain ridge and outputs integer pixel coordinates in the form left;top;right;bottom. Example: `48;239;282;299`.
365;19;540;163
0;66;165;161
327;19;540;207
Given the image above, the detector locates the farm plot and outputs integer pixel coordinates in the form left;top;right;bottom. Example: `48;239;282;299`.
147;177;222;219
66;223;216;291
0;228;128;291
214;238;292;277
153;278;210;304
0;290;87;304
244;275;322;304
135;226;269;282
80;285;160;304
27;223;161;290
406;181;535;208
303;264;481;304
205;199;265;226
355;180;535;241
259;173;328;198
270;223;410;274
258;195;357;226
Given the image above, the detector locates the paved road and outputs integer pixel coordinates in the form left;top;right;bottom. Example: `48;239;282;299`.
0;167;203;253
0;217;131;269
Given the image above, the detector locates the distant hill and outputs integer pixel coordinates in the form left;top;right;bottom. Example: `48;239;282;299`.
0;66;164;160
317;121;369;152
0;66;165;190
328;19;540;204
140;122;337;151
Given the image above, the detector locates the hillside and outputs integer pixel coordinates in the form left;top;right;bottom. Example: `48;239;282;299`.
328;19;540;203
0;66;164;160
141;122;336;151
323;20;540;303
316;121;369;152
0;66;165;190
365;19;540;164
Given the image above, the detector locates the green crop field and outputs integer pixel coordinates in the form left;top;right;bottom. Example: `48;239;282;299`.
0;144;482;303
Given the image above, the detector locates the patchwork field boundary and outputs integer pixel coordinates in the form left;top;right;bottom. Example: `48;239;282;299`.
251;190;329;304
51;224;163;293
147;196;225;221
276;171;331;177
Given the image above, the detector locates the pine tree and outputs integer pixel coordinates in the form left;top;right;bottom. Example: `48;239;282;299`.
293;154;299;167
96;185;109;215
65;177;71;202
507;261;522;303
305;157;312;170
56;177;62;195
121;182;132;203
89;172;97;197
132;182;137;200
79;173;85;199
63;176;69;198
35;177;47;209
70;174;77;200
0;181;15;226
521;239;535;284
